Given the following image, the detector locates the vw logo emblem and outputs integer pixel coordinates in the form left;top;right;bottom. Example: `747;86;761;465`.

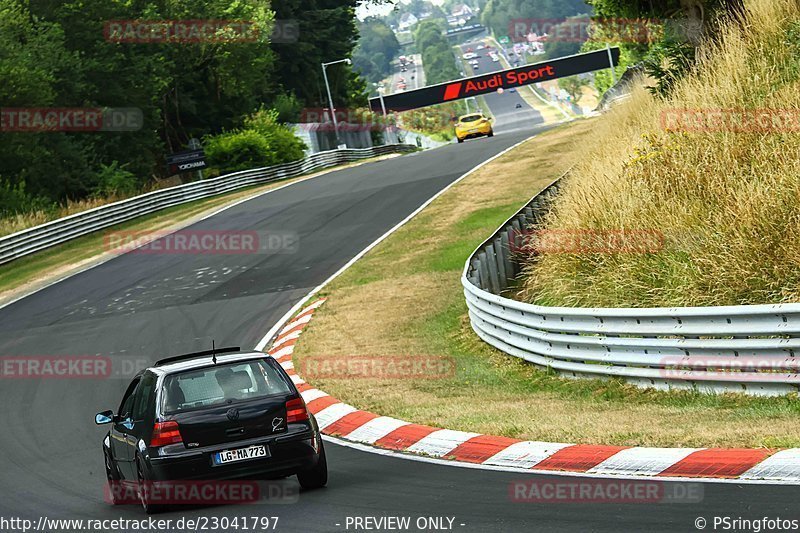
226;408;240;421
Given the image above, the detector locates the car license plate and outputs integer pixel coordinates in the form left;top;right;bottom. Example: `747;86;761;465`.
469;128;479;133
213;445;268;465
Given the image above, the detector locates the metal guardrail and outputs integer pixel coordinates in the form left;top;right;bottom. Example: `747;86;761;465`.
0;144;416;266
462;177;800;396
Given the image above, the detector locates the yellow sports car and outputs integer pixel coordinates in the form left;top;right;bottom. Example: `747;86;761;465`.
455;113;494;143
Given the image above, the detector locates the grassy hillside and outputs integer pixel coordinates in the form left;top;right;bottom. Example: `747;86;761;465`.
519;0;800;308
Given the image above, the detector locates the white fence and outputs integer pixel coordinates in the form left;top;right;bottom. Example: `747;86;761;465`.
0;144;416;265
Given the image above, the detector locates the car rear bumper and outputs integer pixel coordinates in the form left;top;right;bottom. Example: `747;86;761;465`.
146;431;320;481
456;128;493;140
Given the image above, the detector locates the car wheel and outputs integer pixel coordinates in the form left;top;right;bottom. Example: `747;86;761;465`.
136;457;165;514
297;441;328;490
457;137;464;143
487;130;494;137
103;448;123;505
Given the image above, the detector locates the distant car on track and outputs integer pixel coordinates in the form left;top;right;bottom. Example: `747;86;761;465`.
96;348;327;514
455;113;494;143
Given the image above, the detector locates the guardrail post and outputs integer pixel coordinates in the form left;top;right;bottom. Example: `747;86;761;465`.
477;251;490;291
484;247;500;294
523;207;534;223
501;231;514;279
494;238;508;292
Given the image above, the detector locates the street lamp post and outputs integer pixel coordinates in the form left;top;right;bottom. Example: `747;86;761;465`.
321;58;351;149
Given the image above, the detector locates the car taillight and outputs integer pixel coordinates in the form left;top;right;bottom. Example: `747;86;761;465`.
286;397;309;423
150;421;183;447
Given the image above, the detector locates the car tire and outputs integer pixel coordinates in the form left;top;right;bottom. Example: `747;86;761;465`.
103;447;123;505
297;441;328;490
487;130;494;138
457;137;464;143
136;457;165;514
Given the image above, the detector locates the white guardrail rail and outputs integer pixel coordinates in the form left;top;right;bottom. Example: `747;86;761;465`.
462;177;800;396
0;144;416;266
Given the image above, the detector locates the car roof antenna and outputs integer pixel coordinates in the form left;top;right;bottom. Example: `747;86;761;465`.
212;340;217;365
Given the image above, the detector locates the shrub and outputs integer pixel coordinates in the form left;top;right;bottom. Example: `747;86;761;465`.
205;109;307;173
204;129;275;172
0;178;52;216
92;161;139;198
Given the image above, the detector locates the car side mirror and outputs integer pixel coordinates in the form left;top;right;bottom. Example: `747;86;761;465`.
95;410;114;425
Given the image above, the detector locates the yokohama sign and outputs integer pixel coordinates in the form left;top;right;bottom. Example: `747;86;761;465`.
369;48;620;113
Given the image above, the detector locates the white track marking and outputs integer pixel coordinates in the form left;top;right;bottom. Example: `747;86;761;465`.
740;449;800;481
271;330;302;350
483;441;572;469
324;435;800;484
269;344;294;360
299;388;329;403
587;447;703;477
314;403;358;430
406;429;481;458
343;416;411;445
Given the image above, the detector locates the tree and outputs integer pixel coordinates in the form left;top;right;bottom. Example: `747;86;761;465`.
271;0;366;109
482;0;591;37
415;20;460;84
353;17;401;84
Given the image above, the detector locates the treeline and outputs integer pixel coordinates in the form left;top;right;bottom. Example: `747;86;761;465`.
415;20;460;84
353;17;401;85
481;0;590;37
0;0;367;216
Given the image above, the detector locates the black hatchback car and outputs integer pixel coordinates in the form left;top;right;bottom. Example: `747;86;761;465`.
95;348;327;513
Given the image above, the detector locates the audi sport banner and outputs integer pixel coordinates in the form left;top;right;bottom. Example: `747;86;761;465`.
369;47;620;113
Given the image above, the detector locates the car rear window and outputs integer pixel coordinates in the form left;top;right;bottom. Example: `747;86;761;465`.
460;115;483;123
162;359;290;414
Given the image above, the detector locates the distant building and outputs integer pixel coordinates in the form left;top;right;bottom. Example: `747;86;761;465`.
398;13;418;31
451;4;474;19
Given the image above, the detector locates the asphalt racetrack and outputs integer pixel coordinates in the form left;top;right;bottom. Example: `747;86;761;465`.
0;100;798;532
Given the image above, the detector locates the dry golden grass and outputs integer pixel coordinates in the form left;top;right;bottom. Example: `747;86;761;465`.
520;0;800;307
292;120;800;447
0;176;186;237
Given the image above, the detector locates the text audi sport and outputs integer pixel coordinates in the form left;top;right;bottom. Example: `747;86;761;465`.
96;348;327;513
